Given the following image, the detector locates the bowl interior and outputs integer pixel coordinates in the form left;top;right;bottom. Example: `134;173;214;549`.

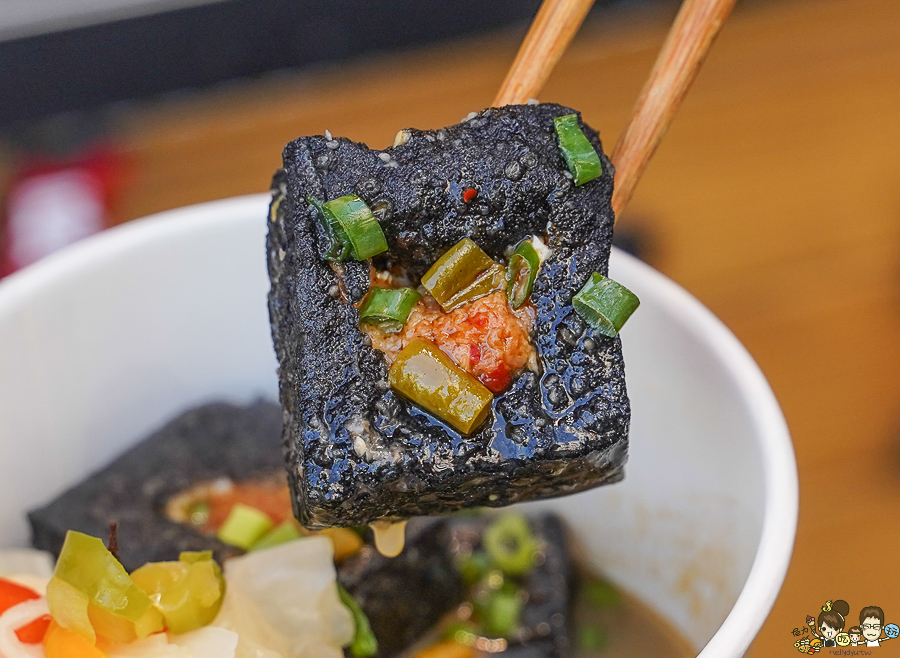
0;195;796;657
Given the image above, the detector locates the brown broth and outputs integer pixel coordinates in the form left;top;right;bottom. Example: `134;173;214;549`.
573;585;695;658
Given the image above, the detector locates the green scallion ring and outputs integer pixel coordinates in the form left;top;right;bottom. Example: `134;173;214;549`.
308;194;388;261
324;195;388;260
481;588;523;639
308;195;351;261
506;240;540;308
421;238;496;311
553;114;603;186
572;273;640;337
338;583;378;658
483;514;538;577
359;286;421;333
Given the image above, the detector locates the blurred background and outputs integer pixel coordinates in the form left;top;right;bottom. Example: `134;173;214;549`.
1;0;899;653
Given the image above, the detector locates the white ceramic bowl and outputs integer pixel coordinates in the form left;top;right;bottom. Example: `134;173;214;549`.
0;195;796;656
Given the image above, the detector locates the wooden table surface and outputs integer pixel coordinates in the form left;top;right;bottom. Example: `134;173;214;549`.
28;0;900;652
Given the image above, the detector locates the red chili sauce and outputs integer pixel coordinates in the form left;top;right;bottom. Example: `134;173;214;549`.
363;290;537;394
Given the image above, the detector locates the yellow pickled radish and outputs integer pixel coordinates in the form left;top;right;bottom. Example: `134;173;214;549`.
86;600;164;644
316;528;364;562
43;620;108;658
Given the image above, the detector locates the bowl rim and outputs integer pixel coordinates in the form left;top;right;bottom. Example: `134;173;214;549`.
0;194;797;657
613;251;797;656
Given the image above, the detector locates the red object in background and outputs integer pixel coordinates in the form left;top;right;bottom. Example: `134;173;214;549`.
1;147;126;278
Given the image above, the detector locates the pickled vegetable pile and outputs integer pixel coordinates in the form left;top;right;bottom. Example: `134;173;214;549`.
0;532;354;658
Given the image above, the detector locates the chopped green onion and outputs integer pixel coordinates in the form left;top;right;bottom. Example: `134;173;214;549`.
308;194;388;261
328;195;389;260
578;626;609;651
216;504;274;550
388;338;493;435
553;114;603;186
580;576;621;610
457;551;492;586
338;583;378;658
308;196;351;262
506;241;541;308
483;514;537;577
572;273;640;337
481;588;522;638
249;520;302;552
421;238;497;311
359;286;421;333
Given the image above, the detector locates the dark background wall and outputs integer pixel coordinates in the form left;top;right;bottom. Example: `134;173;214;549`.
0;0;658;128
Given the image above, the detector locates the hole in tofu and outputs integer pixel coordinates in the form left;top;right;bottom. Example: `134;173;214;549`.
165;476;293;535
363;290;537;394
166;476;364;559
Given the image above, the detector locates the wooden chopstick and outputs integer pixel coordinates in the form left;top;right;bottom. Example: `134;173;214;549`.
494;0;735;218
493;0;596;107
611;0;737;216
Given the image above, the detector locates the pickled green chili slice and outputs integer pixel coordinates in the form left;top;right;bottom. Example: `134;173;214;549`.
359;286;421;333
572;273;640;337
554;114;603;186
52;531;154;621
308;194;388;261
506;240;541;308
442;262;506;312
130;551;226;634
48;530;163;642
216;503;273;550
337;583;378;658
421;238;497;311
483;514;538;577
389;338;493;435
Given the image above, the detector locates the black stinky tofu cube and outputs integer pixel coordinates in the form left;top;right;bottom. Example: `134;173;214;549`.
29;401;284;571
447;513;575;658
267;104;630;529
338;518;465;657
